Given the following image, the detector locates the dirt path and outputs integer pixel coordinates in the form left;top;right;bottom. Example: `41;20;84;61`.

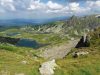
40;39;79;59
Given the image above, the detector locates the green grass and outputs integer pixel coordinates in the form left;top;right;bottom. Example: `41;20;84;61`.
0;50;42;75
54;52;100;75
0;43;44;75
0;26;100;75
0;43;43;58
0;28;69;46
54;27;100;75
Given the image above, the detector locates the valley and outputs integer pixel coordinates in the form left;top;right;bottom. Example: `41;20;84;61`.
0;15;100;75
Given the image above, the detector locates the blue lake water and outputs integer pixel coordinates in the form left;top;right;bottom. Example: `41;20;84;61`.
16;39;48;48
0;35;48;48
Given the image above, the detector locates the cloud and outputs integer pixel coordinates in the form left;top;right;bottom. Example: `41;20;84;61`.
27;0;100;16
46;2;90;16
86;0;100;13
27;0;42;10
0;0;100;19
86;0;100;7
27;0;63;11
0;0;16;11
67;2;91;15
47;1;63;10
68;2;80;12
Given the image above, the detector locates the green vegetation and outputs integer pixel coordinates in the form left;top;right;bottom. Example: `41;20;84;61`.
0;50;41;75
0;15;100;75
54;27;100;75
0;28;69;46
0;43;44;75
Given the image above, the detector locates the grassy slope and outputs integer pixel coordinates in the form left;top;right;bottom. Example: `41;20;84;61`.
0;27;69;75
0;49;41;75
54;28;100;75
0;37;100;75
55;48;100;75
0;38;43;75
0;15;99;75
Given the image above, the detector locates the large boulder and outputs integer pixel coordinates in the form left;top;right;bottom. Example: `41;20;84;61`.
39;59;58;75
75;35;90;48
72;51;89;58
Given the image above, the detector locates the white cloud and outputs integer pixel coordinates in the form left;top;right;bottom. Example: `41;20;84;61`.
0;0;16;11
0;0;100;19
69;2;79;8
87;0;100;7
67;2;91;15
47;1;63;10
45;1;93;15
86;0;100;13
27;0;46;10
27;0;63;11
1;0;100;15
68;2;80;12
95;1;100;7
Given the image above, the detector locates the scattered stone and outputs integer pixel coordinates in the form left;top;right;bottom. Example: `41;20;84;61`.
72;51;89;58
39;59;58;75
71;38;74;41
72;52;78;58
95;15;100;18
15;73;24;75
21;60;27;64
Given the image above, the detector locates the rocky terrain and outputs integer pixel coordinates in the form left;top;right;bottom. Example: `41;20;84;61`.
31;15;100;35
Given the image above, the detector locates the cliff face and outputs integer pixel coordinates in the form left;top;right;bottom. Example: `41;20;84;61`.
0;36;20;45
75;35;90;48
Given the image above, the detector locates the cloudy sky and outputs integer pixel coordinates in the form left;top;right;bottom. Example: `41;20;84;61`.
0;0;100;19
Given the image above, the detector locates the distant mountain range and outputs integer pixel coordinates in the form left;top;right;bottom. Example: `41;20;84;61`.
0;16;68;26
30;15;100;36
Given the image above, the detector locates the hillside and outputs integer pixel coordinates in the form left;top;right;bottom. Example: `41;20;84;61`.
54;27;100;75
0;15;100;75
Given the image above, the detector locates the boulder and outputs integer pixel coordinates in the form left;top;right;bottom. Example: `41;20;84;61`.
39;59;58;75
75;35;90;48
72;51;89;58
21;60;27;65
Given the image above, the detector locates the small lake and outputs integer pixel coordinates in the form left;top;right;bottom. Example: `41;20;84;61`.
16;39;48;49
0;36;48;49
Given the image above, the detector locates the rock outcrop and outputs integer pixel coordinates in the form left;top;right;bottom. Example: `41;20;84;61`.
72;51;89;58
39;59;58;75
75;35;90;48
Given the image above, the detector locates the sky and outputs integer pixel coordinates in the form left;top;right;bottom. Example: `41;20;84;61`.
0;0;100;19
